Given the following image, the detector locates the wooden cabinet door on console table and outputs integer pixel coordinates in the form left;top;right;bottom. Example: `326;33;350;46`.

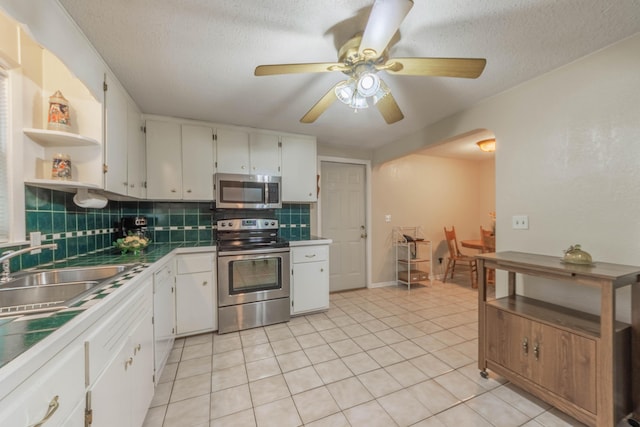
486;306;597;414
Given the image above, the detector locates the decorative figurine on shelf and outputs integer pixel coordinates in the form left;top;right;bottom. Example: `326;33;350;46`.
47;90;71;131
51;153;72;180
562;244;593;265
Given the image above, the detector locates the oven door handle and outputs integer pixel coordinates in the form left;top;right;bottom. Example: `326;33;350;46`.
218;247;290;257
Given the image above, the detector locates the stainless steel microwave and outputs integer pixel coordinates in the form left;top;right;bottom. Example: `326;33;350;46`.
214;173;282;209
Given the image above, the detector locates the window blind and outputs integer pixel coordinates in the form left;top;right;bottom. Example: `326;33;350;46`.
0;72;9;243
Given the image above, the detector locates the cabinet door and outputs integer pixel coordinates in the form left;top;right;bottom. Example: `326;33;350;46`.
129;311;155;427
292;260;329;315
250;132;281;175
104;75;129;195
153;263;176;380
176;271;216;334
216;127;250;174
532;323;597;413
181;124;214;200
89;342;131;427
281;135;317;202
126;101;145;198
146;120;182;199
485;307;532;378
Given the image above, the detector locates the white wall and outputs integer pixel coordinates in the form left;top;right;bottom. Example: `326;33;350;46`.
371;154;494;284
373;33;640;323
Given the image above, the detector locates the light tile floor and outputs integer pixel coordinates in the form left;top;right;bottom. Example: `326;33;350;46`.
142;278;633;427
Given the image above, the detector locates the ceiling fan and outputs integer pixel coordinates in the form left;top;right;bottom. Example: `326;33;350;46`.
254;0;486;124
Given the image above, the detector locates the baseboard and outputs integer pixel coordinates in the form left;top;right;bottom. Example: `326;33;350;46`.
369;281;396;289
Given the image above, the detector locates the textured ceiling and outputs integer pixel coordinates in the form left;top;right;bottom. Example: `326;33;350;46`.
58;0;640;152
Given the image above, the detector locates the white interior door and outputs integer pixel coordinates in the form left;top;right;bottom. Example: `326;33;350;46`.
320;162;366;291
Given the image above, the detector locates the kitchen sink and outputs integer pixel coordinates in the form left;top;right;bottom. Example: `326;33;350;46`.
0;264;137;317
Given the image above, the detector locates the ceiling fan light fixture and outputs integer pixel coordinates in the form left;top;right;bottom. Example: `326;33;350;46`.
335;79;356;104
357;72;380;97
350;93;369;110
476;138;496;152
372;78;390;104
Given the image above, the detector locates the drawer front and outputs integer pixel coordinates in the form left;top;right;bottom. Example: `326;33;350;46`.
176;253;214;274
0;344;85;427
85;281;152;384
292;245;328;263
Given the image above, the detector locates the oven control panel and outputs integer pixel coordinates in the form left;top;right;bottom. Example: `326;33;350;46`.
217;218;279;231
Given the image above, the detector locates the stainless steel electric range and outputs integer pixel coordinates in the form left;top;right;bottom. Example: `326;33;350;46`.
216;218;290;334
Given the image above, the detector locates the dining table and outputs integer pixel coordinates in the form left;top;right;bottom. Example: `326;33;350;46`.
460;239;484;250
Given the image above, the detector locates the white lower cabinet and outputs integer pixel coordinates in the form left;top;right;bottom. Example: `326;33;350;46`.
0;343;85;426
291;245;330;315
175;252;217;335
153;262;176;383
85;279;154;427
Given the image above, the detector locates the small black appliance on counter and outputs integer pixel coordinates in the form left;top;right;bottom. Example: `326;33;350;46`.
120;216;148;239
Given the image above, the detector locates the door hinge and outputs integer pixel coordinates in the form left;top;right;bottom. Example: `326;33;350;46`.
142;126;146;133
103;164;108;173
153;373;156;383
152;316;155;325
278;141;282;147
291;300;294;307
103;81;108;92
85;408;93;425
172;327;175;334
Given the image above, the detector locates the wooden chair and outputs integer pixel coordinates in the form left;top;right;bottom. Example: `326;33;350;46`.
443;226;478;288
480;226;495;285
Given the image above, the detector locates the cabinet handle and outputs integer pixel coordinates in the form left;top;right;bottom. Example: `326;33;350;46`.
134;343;142;355
130;184;135;188
171;188;177;193
305;254;316;258
29;395;59;427
309;192;312;196
533;343;539;360
522;337;528;354
320;268;324;272
125;357;133;370
187;189;192;193
241;165;246;169
202;281;208;286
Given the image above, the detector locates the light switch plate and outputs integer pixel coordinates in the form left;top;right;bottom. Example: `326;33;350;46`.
385;215;391;223
512;215;529;230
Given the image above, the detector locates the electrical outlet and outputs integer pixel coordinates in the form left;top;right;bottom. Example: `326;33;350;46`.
512;215;529;230
385;214;391;223
30;231;42;253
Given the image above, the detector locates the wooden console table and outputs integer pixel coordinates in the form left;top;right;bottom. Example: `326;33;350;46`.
477;251;639;427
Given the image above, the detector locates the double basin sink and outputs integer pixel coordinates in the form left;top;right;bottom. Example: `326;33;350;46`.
0;264;137;317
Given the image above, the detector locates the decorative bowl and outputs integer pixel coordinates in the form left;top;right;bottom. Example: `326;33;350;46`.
114;234;150;255
562;244;593;265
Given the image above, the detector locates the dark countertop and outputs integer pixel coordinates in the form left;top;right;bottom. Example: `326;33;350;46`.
0;241;216;368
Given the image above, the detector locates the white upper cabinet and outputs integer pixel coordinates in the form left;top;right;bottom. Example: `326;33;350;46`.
182;124;214;200
281;135;317;202
126;102;146;198
215;127;250;174
216;130;280;176
249;132;281;176
104;75;130;196
145;120;182;199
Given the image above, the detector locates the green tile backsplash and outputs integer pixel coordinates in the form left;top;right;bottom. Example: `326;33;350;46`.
6;186;311;274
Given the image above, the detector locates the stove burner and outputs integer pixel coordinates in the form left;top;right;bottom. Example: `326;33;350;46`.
216;218;288;251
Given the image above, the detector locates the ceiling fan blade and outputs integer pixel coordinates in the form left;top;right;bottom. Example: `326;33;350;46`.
359;0;414;58
255;62;344;76
384;57;487;78
376;92;404;124
300;82;341;123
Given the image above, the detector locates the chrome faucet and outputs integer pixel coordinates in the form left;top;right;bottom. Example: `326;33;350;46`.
0;243;58;283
